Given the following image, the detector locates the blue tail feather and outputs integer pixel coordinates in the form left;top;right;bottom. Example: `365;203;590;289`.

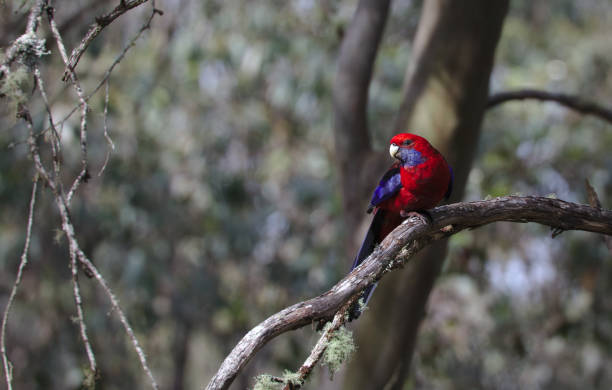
348;210;387;320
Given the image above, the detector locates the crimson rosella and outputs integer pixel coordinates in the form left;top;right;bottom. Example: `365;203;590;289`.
349;133;453;319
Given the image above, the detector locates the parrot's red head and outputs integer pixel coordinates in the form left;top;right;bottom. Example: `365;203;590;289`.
388;133;435;163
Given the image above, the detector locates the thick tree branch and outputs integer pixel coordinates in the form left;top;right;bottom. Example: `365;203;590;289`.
204;196;612;390
487;89;612;124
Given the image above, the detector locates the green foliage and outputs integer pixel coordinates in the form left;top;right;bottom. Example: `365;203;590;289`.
322;324;356;378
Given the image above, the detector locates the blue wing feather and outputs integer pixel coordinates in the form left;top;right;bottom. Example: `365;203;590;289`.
367;165;402;212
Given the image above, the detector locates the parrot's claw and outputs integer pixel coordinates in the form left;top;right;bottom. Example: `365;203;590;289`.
400;210;432;225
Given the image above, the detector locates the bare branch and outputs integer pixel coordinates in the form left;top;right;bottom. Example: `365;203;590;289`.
70;243;98;376
62;0;161;78
75;249;159;390
487;89;612;124
4;1;163;386
33;67;62;180
98;80;115;176
1;180;38;390
54;190;160;390
204;196;612;390
46;3;90;203
34;3;159;144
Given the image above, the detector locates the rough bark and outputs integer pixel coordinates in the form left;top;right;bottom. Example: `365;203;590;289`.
344;1;510;389
204;197;612;390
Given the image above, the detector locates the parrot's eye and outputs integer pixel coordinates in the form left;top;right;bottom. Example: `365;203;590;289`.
402;139;413;146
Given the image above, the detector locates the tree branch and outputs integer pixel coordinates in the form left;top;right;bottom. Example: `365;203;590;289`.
204;196;612;390
61;0;161;78
487;89;612;124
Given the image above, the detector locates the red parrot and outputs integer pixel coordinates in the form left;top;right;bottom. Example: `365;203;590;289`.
349;133;453;319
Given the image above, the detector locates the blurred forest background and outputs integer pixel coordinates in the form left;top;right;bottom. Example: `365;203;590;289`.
1;0;611;389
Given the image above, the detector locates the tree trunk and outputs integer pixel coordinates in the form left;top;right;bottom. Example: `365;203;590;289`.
342;1;509;389
333;0;392;252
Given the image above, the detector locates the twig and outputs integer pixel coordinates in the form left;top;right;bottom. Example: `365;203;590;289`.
205;196;612;390
30;2;160;145
62;0;156;78
69;241;98;376
283;297;358;389
487;89;612;124
75;249;159;390
585;179;612;255
1;180;38;390
33;67;62;180
46;2;90;204
98;79;115;176
5;1;162;387
21;100;159;390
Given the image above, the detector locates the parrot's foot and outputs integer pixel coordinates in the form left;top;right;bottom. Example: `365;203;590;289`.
400;209;432;225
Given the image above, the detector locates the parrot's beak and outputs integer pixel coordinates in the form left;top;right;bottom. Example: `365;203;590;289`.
389;143;399;159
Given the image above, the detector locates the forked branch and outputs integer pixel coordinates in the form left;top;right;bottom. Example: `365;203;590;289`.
205;196;612;390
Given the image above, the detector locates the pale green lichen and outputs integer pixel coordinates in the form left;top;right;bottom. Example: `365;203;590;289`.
322;325;356;378
253;374;281;390
357;297;368;314
0;66;29;106
253;370;302;390
12;33;49;69
282;369;303;386
82;367;97;389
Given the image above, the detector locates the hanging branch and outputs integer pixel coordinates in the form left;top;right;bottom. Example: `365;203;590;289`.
487;89;612;124
205;196;612;390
